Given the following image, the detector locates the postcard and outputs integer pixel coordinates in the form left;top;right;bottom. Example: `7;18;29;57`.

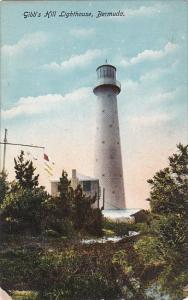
0;1;187;300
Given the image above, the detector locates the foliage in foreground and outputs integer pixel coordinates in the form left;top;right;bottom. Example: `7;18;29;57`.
0;171;9;204
0;144;188;300
147;143;188;217
1;240;153;300
145;143;188;299
0;152;103;237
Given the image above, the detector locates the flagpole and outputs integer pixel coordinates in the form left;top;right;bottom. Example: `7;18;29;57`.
2;128;8;173
0;129;45;173
0;142;45;149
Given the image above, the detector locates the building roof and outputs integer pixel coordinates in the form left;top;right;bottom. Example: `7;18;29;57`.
102;209;142;219
50;179;60;183
77;172;98;181
51;172;98;183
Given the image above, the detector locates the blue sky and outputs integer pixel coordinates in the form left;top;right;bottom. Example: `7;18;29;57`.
1;1;188;208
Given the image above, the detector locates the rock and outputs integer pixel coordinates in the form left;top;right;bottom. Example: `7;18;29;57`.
0;288;12;300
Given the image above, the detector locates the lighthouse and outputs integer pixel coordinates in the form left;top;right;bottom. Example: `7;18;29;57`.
93;63;126;209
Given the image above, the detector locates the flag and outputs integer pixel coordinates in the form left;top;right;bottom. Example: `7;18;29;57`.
44;153;49;161
43;152;54;176
44;162;53;171
44;167;53;176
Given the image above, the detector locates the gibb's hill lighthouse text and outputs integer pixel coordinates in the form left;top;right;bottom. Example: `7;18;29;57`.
23;10;125;19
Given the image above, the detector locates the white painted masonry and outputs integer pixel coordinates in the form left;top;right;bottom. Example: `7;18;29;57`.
93;64;125;209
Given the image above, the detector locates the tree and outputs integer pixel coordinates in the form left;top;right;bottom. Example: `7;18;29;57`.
1;186;48;234
147;143;188;216
73;184;95;230
58;170;73;218
0;172;9;204
14;150;39;190
145;144;188;299
45;171;103;236
1;152;49;234
44;171;75;236
73;185;103;235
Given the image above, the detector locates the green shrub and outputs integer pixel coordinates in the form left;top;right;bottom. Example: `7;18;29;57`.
44;229;61;238
12;290;38;300
134;236;164;265
103;219;129;236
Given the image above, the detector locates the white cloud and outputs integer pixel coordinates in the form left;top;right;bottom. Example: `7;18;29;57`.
104;4;163;22
139;68;168;83
120;42;178;66
125;5;161;17
150;91;176;103
70;28;95;38
121;79;139;94
121;82;176;115
1;32;48;57
128;113;173;127
120;68;178;127
121;66;177;98
2;87;91;119
43;49;103;71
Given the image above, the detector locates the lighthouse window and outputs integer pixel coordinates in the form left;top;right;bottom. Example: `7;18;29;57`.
102;141;105;144
101;67;104;77
107;67;110;77
112;69;115;78
109;124;113;127
83;181;91;192
102;110;105;113
99;68;101;77
103;67;106;77
102;67;105;77
97;66;116;79
98;68;102;78
112;190;115;194
101;67;103;77
102;174;105;177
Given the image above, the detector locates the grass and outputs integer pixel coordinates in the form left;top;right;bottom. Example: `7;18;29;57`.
12;291;38;300
0;232;144;300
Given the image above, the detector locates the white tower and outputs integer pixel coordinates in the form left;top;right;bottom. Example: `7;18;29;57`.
93;63;125;209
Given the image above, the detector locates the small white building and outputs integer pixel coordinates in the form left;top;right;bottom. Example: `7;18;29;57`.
102;209;143;223
51;169;100;208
